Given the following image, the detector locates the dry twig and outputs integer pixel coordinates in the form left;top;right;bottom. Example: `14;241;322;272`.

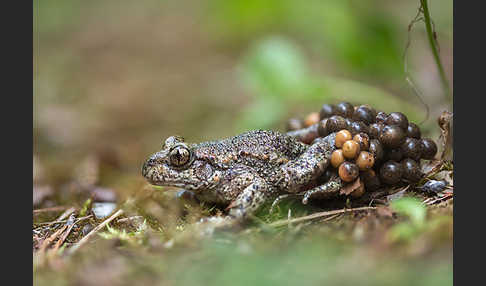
33;206;68;215
67;209;124;255
269;206;376;227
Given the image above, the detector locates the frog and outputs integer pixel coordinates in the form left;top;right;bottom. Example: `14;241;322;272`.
141;130;344;219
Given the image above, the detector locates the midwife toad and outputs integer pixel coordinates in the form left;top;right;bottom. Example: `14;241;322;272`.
142;130;343;219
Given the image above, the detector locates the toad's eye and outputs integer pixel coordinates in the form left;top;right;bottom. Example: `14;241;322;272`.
169;146;191;167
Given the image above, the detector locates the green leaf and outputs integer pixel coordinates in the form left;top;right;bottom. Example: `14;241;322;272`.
388;223;420;242
239;37;309;99
236;97;286;131
390;197;427;228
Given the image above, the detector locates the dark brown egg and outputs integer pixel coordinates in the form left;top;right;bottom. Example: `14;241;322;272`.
326;115;348;133
406;123;421;139
286;118;303;131
360;169;381;191
331;149;345;168
318;169;336;184
369;139;384;162
386;148;403;162
335;102;354;118
356;151;375;171
379;125;406;148
376;111;388;123
304;112;320;127
348;121;370;135
342;140;361;159
335;130;353;148
319;104;336;120
420;138;438;160
345;118;354;128
401;138;423;161
353;105;376;125
353;133;370;151
379;161;404;185
317;119;329;137
401;158;423;183
369;123;384;139
338;162;360;182
385;112;409;130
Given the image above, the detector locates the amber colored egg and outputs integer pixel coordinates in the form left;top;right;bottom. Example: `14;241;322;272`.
338;161;360;182
342;140;361;159
304;112;320;127
335;130;353;148
356;151;375;171
331;149;345;168
353;132;370;151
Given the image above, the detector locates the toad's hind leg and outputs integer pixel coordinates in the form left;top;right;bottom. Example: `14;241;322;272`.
301;175;344;204
277;133;336;192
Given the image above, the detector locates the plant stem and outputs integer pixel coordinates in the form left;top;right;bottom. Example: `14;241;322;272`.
420;0;452;103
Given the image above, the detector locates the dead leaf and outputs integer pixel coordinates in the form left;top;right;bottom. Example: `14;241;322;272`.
340;177;363;196
433;170;454;187
438;111;453;160
421;159;443;177
386;185;410;201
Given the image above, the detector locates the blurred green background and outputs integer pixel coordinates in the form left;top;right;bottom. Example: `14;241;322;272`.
33;1;452;285
34;0;452;176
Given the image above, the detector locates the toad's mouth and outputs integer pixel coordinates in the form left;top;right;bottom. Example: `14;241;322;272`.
142;164;205;191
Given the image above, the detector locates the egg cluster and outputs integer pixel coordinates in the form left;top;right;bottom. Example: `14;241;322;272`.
287;102;438;195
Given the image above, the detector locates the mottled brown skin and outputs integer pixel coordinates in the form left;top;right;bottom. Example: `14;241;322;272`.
142;130;343;219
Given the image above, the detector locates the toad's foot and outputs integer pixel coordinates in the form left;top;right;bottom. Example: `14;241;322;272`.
269;194;303;213
301;175;344;205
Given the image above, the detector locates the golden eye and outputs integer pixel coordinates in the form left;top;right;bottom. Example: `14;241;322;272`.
169;146;191;167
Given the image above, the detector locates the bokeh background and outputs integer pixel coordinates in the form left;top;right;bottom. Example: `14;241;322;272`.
34;0;453;285
34;0;452;175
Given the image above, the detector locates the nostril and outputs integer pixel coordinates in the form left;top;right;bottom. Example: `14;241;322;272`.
142;159;154;175
142;155;160;176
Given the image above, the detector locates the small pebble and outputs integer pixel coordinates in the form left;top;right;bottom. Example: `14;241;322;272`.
92;202;117;219
419;180;448;193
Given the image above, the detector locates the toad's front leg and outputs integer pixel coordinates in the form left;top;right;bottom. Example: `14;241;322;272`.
225;172;270;219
